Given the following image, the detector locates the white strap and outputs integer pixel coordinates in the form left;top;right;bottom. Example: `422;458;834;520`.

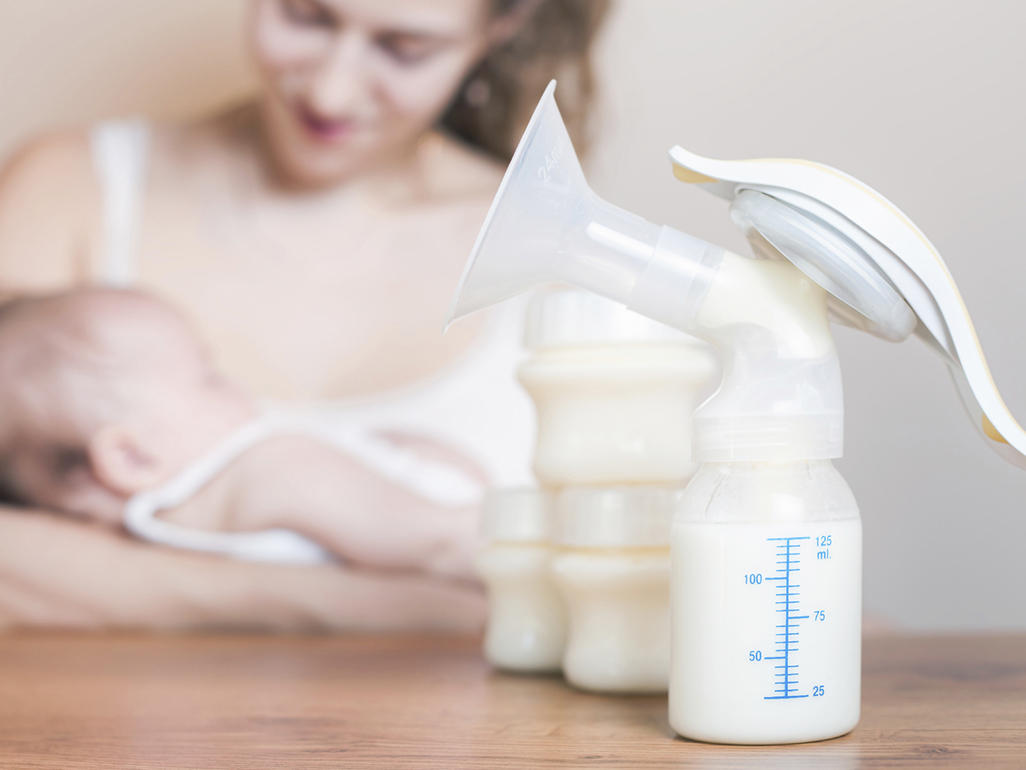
123;414;485;564
291;418;485;508
123;418;334;565
90;120;149;286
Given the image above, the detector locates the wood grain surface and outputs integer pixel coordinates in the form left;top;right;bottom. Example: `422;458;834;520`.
0;633;1023;768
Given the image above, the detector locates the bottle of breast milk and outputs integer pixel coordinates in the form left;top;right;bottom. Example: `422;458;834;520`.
475;487;566;672
517;289;717;487
669;425;862;743
551;485;682;693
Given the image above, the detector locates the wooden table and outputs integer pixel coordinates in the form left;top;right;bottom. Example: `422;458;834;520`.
0;633;1023;768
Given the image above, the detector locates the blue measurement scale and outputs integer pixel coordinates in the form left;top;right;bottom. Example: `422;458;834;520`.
670;518;859;742
764;536;809;699
739;529;841;705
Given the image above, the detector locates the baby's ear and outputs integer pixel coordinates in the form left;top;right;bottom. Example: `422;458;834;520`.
87;424;168;496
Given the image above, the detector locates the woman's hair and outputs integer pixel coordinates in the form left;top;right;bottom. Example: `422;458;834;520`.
442;0;611;162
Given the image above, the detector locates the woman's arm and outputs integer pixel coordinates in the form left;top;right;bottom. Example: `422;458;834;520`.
0;131;98;295
230;435;485;582
0;506;484;632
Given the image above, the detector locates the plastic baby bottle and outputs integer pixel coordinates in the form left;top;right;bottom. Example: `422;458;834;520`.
670;460;861;743
517;288;717;487
551;485;682;693
475;487;567;672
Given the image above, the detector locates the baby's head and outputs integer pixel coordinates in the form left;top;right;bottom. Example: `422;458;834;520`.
0;288;256;522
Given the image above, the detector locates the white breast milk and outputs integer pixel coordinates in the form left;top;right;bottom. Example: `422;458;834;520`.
551;486;682;693
475;488;566;672
669;461;861;744
517;289;717;486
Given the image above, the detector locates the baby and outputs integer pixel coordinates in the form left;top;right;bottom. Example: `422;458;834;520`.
0;288;481;581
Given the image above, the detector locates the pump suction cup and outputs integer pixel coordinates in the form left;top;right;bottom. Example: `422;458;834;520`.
729;190;917;342
448;81;680;328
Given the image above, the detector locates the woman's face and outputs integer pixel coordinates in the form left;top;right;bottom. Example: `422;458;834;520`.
250;0;497;187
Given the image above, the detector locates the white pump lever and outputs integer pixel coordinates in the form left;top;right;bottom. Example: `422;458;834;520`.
670;145;1026;469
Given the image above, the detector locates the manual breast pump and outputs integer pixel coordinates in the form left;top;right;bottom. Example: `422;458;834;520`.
447;81;1026;744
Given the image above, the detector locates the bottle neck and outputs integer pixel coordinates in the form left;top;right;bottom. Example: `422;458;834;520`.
692;411;844;463
679;458;858;525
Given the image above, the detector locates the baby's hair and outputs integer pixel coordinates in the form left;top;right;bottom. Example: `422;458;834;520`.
0;470;25;507
0;289;167;509
0;308;24;506
0;296;31;504
0;289;155;446
0;294;29;321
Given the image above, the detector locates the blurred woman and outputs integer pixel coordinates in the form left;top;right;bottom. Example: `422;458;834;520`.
0;0;609;630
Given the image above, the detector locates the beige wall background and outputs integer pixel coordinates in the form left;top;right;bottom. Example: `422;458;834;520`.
1;1;1023;630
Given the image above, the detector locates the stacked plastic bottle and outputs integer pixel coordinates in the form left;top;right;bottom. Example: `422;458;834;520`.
476;487;565;672
477;287;717;691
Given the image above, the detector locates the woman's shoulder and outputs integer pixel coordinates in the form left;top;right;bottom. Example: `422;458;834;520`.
0;128;100;290
0;128;97;212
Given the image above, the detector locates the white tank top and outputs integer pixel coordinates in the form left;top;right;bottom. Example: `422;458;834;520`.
92;121;534;563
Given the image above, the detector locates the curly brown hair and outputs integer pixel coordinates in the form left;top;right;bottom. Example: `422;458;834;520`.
441;0;611;162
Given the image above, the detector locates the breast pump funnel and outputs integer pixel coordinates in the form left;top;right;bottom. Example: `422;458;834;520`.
449;80;716;327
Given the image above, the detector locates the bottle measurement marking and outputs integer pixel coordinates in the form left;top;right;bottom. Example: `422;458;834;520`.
763;536;810;700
